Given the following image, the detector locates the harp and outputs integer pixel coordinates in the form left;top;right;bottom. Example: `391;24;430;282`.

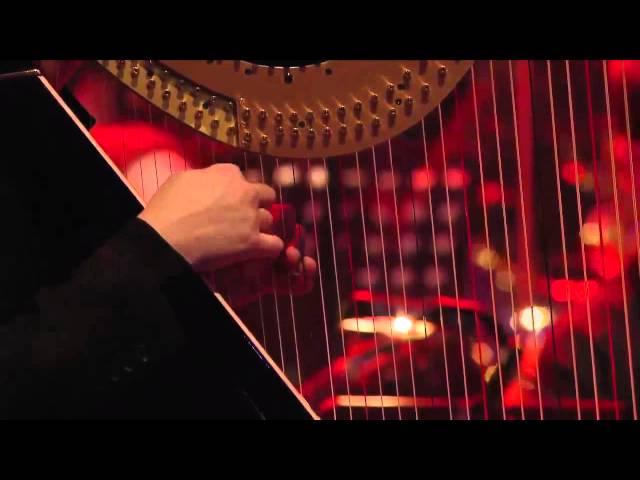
37;60;640;419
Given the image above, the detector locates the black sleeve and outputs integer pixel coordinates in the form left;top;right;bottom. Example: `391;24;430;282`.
0;218;201;419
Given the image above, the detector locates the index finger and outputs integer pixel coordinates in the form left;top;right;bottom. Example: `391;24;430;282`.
253;183;277;208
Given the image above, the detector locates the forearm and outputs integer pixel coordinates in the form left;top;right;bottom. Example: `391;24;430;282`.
0;218;196;418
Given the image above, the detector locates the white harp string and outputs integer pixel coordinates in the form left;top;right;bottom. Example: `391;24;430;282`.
308;157;338;419
547;59;582;419
489;60;525;419
565;60;601;418
387;138;420;418
507;60;545;419
471;64;507;419
420;117;454;419
355;151;386;419
371;145;403;419
322;157;353;419
603;60;638;419
437;104;470;419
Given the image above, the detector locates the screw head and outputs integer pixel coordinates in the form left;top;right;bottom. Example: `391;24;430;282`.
323;127;331;138
130;66;139;78
321;109;330;121
403;69;411;82
178;101;187;112
339;124;347;135
354;101;363;113
211;119;220;129
421;83;431;100
260;135;269;145
289;112;298;123
438;66;447;77
146;79;156;90
307;128;315;139
275;112;283;123
162;90;170;99
259;110;267;121
242;107;251;120
291;127;300;137
195;110;204;120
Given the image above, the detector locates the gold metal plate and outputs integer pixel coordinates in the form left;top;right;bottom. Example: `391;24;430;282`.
99;60;473;159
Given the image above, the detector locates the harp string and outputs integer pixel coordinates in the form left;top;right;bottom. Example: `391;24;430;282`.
489;60;525;419
602;60;638;419
528;60;563;411
585;60;620;419
322;156;352;419
437;104;470;419
565;60;601;418
355;151;386;419
271;158;287;372
245;152;268;354
336;154;370;418
308;157;337;419
149;105;160;192
387;138;419;418
130;90;148;201
471;65;506;419
279;159;303;392
508;60;544;419
371;145;403;419
621;61;640;335
411;126;435;419
455;85;489;419
547;59;582;419
421;117;453;419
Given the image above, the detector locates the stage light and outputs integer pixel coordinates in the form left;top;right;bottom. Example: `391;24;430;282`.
401;233;418;258
474;246;500;270
302;200;325;223
379;170;400;191
356;267;381;289
392;314;413;334
495;270;515;292
390;267;416;289
273;163;300;187
308;165;329;190
423;266;449;288
341;314;436;339
510;305;551;333
341;167;368;188
412;167;437;191
581;222;601;246
445;167;470;190
366;234;383;256
470;341;496;367
434;233;451;255
401;200;428;225
436;201;461;223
